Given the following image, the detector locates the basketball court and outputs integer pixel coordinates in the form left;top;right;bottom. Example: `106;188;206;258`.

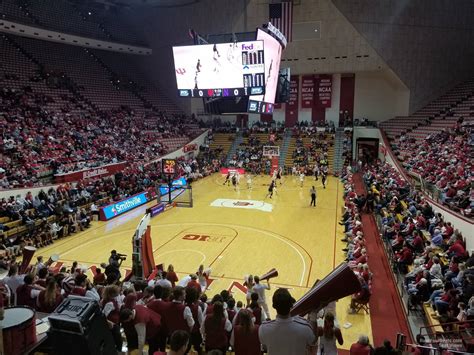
37;173;372;350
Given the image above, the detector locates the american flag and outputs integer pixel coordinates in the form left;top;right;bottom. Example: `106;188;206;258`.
269;1;293;42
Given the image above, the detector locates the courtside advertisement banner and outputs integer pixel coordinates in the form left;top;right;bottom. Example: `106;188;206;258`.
100;192;148;221
159;177;187;196
173;41;264;97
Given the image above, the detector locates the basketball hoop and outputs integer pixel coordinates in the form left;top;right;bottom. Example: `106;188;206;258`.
263;145;280;158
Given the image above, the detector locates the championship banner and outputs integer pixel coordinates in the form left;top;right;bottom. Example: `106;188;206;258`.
54;161;126;183
183;143;198;153
317;74;332;108
285;75;299;127
301;75;315;108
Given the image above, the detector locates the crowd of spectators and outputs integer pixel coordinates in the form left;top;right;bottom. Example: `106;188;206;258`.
0;87;200;189
393;124;473;218
2;250;407;354
228;131;283;175
340;168;373;315
362;161;474;331
0;149;220;267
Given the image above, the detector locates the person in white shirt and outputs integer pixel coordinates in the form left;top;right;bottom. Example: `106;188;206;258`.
246;174;252;189
3;264;24;305
259;288;315;355
252;276;271;320
299;172;305;187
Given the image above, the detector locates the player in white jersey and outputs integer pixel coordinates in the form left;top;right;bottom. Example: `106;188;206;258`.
252;276;271;320
272;169;278;182
299;172;305;187
246;174;252;189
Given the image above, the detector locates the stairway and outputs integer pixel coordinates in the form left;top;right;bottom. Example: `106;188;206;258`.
225;132;243;164
278;130;293;168
332;128;346;174
207;133;236;162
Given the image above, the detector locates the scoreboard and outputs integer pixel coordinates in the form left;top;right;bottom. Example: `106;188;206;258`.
162;159;176;175
173;41;265;97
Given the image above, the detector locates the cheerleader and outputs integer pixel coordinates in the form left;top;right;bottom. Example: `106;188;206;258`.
197;265;210;293
243;275;255;307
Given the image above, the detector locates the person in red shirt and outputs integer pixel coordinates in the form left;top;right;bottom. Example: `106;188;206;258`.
36;277;63;313
120;304;162;355
162;286;195;339
166;264;179;288
100;285;122;352
350;335;373;355
448;238;466;259
186;275;201;295
154;330;190;355
230;309;261;355
202;301;232;353
93;267;106;286
146;285;170;352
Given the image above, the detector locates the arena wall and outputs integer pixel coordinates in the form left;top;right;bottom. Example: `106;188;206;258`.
333;0;474;113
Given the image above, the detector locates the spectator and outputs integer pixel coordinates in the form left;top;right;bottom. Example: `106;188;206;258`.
230;309;261;355
259;288;315;355
350;335;373;355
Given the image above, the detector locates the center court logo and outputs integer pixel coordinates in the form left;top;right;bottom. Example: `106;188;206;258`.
210;199;273;212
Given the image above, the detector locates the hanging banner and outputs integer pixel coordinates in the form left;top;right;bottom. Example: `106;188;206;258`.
54;161;126;183
301;75;315;108
317;74;332;108
285;75;299;127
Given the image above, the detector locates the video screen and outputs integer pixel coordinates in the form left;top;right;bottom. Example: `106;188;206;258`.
248;29;282;114
173;41;265;98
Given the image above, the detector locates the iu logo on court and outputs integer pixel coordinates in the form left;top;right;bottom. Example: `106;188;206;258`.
175;68;186;75
233;201;253;206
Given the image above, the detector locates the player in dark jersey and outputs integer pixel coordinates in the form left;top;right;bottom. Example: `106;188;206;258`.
322;172;327;189
266;180;276;199
223;172;231;186
231;174;237;191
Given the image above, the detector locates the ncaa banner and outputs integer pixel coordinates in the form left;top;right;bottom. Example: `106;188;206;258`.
317;74;332;108
285;75;299;127
301;75;315;108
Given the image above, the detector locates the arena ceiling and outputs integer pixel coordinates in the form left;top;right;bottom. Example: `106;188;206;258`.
73;0;200;9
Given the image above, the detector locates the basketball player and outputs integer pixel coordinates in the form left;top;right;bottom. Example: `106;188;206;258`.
313;164;320;181
322;171;327;189
243;275;255;307
212;44;221;72
231;174;237;191
266;180;276;199
246;174;252;189
310;186;317;207
299;171;305;187
223;172;231;186
252;276;271;320
213;44;220;59
276;167;283;185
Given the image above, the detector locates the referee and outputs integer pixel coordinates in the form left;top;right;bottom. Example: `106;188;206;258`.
310;186;317;207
